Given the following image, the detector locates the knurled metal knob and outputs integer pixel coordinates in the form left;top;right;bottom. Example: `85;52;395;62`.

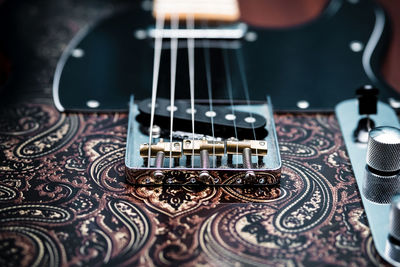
366;126;400;172
390;195;400;241
363;167;400;203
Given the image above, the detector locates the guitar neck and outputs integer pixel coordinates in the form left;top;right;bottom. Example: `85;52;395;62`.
153;0;240;22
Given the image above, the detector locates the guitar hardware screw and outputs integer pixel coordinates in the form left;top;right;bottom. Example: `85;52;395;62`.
236;178;242;184
151;125;161;139
349;41;364;52
245;31;258;42
389;98;400;109
153;151;165;180
86;100;100;108
72;48;85;58
145;177;151;184
199;150;211;180
258;178;265;184
242;148;256;180
297;100;309;109
190;177;196;183
134;29;147;40
141;0;152;11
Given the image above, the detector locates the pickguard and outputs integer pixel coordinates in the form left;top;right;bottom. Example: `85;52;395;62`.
54;0;398;111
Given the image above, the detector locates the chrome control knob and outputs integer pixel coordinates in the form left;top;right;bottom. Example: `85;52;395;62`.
367;126;400;172
390;195;400;241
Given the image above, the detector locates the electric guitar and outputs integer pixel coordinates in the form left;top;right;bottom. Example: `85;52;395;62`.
0;0;400;266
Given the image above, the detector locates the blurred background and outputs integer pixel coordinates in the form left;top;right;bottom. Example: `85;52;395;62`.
0;0;399;103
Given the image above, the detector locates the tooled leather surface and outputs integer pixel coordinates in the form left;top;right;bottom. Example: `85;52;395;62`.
0;103;388;266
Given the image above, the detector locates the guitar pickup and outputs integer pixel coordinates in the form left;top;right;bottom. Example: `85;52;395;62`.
137;98;268;139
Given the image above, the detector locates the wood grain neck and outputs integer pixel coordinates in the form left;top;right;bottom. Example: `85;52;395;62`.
153;0;240;22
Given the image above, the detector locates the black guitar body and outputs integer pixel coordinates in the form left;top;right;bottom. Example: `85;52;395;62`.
54;0;397;111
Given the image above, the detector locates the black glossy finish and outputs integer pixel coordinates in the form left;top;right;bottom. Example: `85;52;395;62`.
55;0;399;111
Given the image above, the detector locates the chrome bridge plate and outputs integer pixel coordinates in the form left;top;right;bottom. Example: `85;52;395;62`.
336;99;400;266
125;96;281;186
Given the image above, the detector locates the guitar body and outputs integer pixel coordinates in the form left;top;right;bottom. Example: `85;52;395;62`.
0;0;399;266
54;0;396;112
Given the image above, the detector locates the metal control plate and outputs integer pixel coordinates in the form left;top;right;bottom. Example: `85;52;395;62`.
336;99;400;266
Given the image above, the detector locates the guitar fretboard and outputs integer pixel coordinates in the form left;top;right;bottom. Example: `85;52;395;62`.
153;0;240;22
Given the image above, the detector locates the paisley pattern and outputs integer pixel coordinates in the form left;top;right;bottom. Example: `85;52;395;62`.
0;104;389;266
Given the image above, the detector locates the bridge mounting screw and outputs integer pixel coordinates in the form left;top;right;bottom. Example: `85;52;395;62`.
199;150;211;180
242;147;256;180
153;151;165;180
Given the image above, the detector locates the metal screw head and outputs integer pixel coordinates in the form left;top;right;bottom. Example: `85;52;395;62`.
190;177;196;183
141;0;152;11
245;171;256;180
245;32;258;42
134;29;147;40
72;48;85;58
154;171;164;180
151;125;161;138
236;178;242;184
199;171;210;180
349;41;364;52
297;100;309;109
258;178;265;184
213;177;220;183
389;98;400;109
86;100;100;108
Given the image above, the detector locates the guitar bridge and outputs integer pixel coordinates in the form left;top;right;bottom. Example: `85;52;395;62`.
125;96;281;186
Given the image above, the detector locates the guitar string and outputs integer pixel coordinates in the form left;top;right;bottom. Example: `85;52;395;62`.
222;48;239;168
147;13;165;167
169;14;179;168
203;37;216;168
187;14;196;168
236;49;258;167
